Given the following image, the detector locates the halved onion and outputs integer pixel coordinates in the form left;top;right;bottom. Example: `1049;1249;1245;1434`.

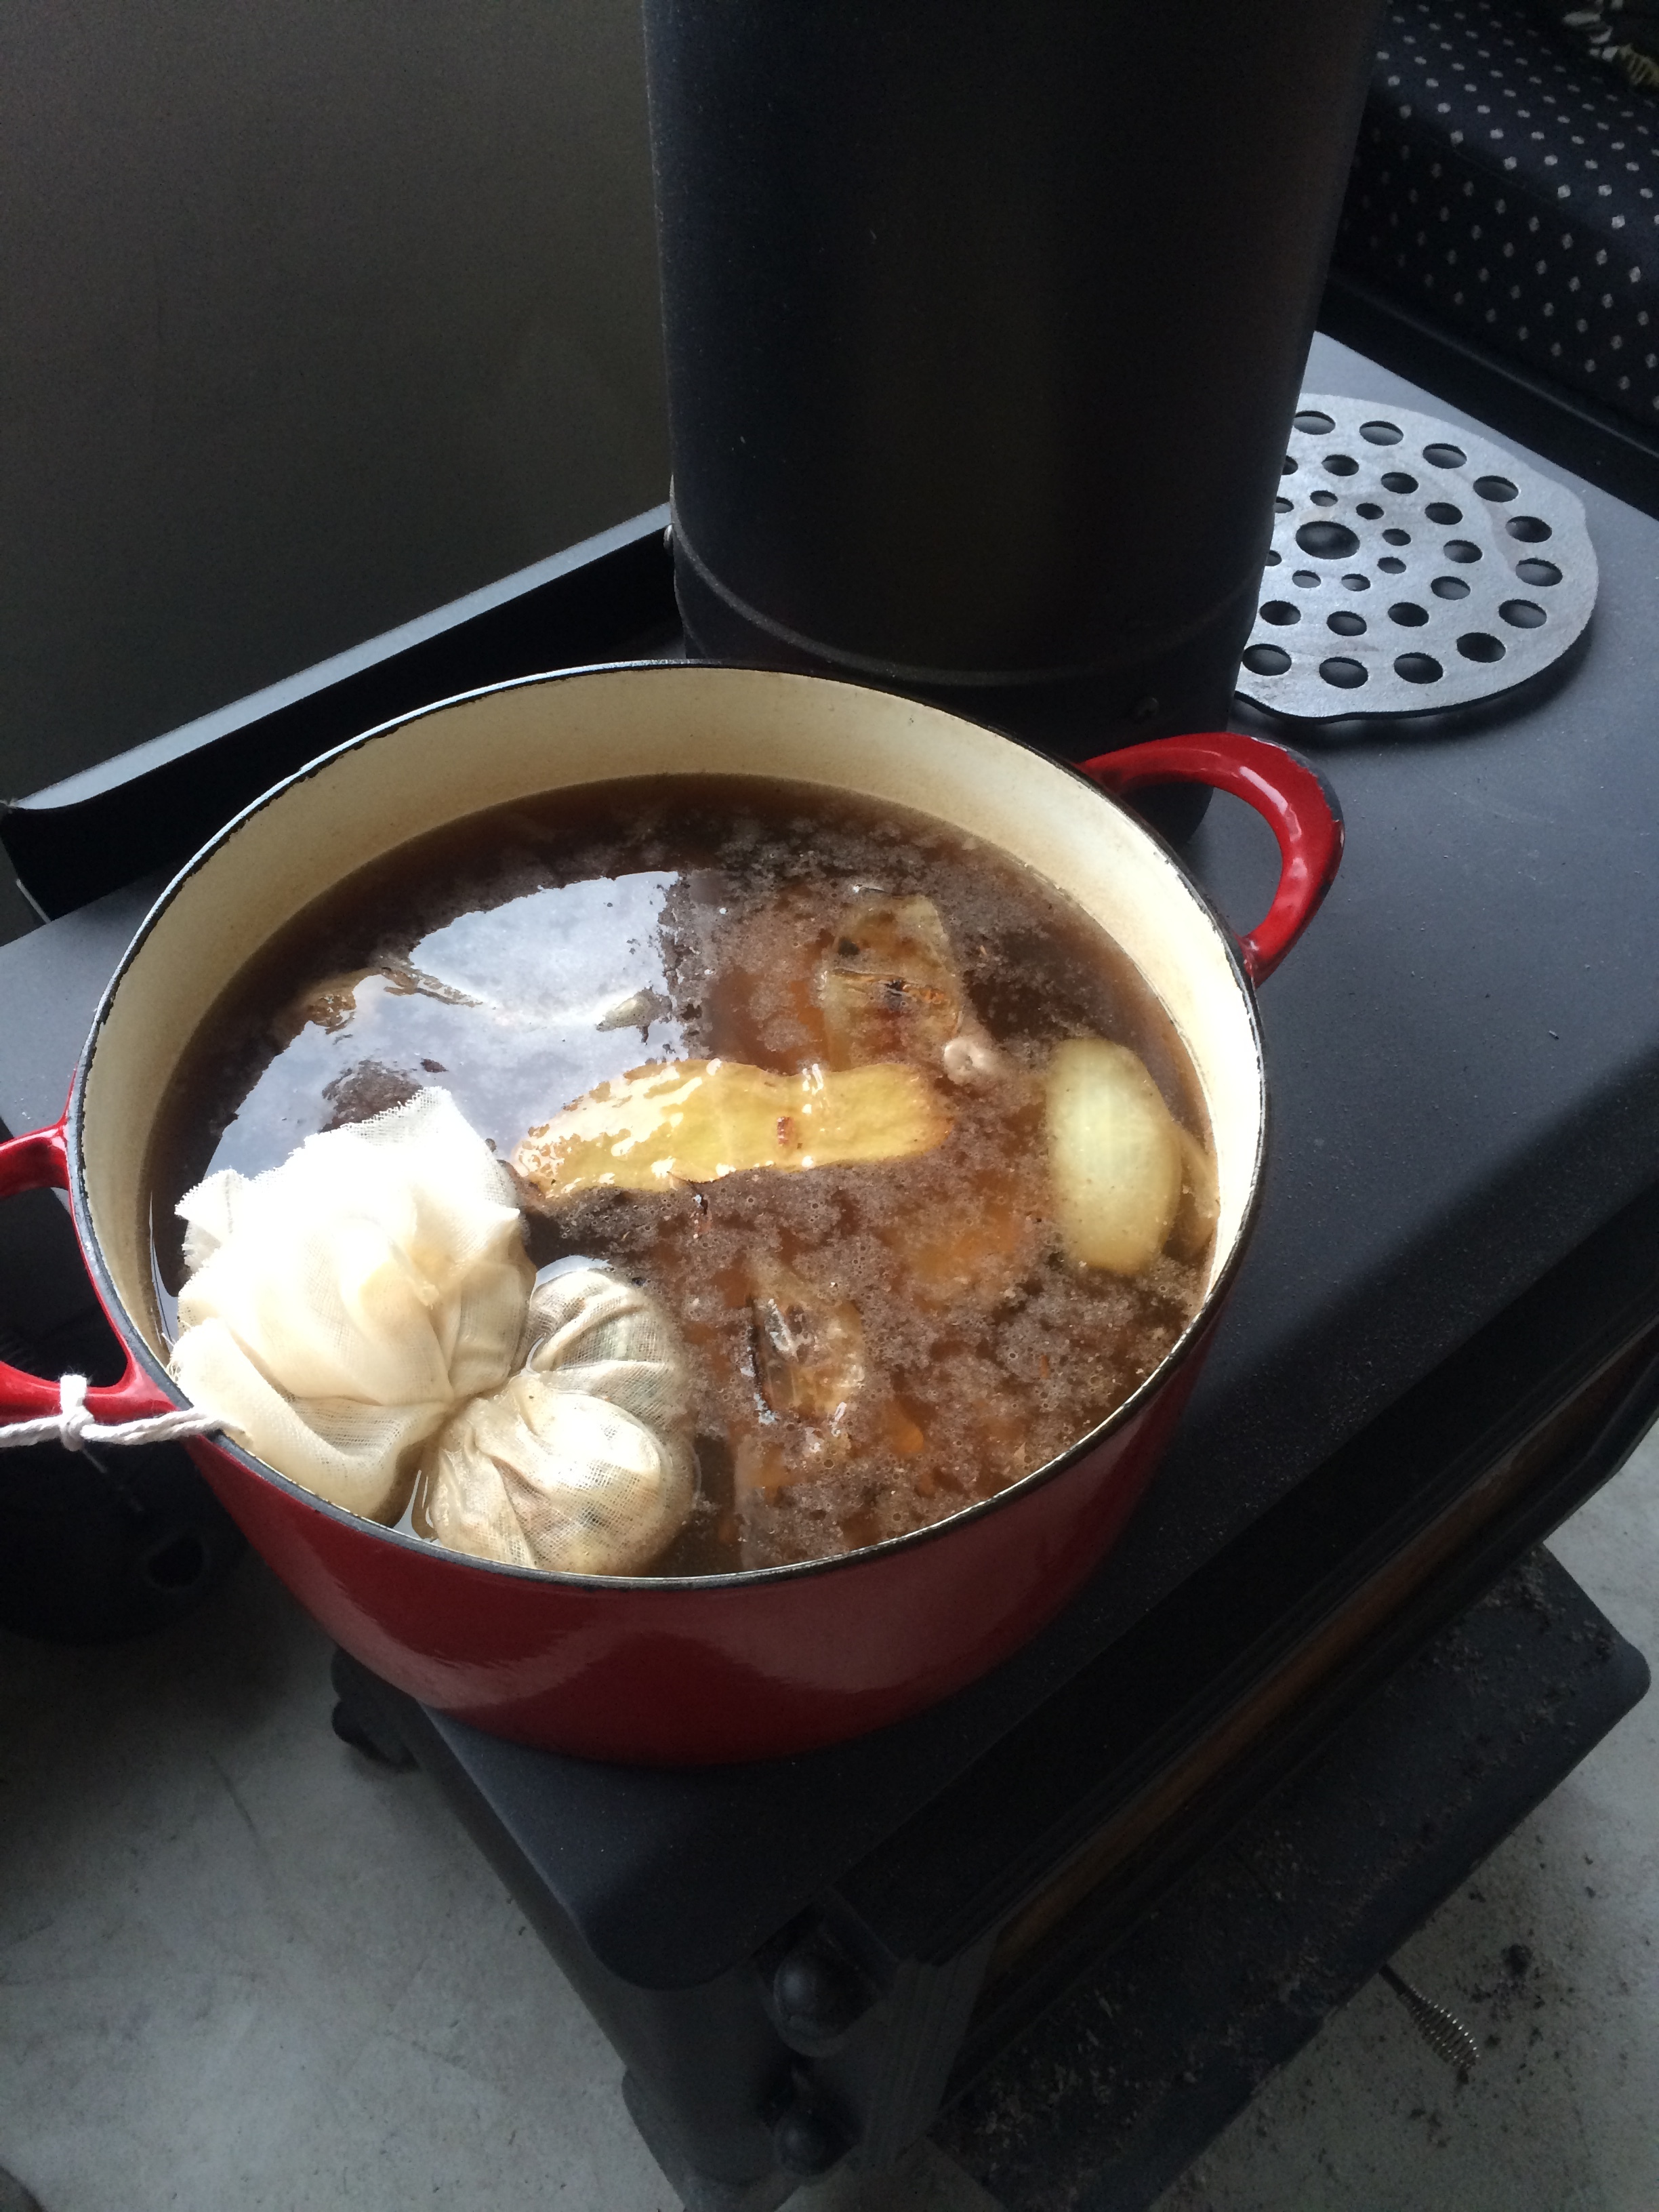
1044;1039;1184;1274
1170;1126;1221;1262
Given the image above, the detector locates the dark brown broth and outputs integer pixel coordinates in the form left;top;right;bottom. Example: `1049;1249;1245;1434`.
146;775;1213;1572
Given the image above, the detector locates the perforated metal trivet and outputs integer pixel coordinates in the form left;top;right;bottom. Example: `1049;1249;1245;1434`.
1235;393;1597;719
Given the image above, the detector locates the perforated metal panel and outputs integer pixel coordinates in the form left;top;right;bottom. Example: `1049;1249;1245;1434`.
1236;394;1597;719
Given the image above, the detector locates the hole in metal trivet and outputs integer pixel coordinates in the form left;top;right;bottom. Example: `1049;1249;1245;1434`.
1382;527;1412;546
1341;572;1370;590
1458;633;1506;663
1423;443;1467;468
1395;653;1444;684
1474;474;1517;501
1500;599;1547;628
1259;601;1300;626
1296;520;1359;559
1292;571;1320;588
1517;558;1561;586
1378;556;1407;574
1328;610;1366;636
1431;577;1471;600
1324;454;1359;476
1319;657;1368;689
1360;419;1403;444
1310;489;1338;508
1425;501;1462;525
1242;644;1292;676
1356;501;1383;519
1507;514;1553;543
1382;471;1419;494
1443;540;1482;564
1281;456;1298;475
1389;602;1429;627
1295;409;1336;434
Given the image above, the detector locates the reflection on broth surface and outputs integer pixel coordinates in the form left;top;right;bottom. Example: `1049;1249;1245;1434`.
149;776;1215;1575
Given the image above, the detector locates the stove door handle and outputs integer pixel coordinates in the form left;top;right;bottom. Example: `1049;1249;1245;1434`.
1078;731;1344;985
0;1118;176;1430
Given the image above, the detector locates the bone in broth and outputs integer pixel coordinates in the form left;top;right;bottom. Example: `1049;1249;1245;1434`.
146;776;1217;1575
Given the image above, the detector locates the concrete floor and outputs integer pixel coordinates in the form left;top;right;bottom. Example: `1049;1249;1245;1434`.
1;1429;1654;2212
1155;1421;1659;2212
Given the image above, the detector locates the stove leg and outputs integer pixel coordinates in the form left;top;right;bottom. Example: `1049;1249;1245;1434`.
329;1650;416;1771
622;2071;801;2212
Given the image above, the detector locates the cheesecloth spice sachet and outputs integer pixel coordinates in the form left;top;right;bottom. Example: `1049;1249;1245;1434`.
169;1088;533;1523
413;1265;696;1576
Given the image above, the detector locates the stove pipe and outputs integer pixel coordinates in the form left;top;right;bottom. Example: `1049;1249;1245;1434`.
642;0;1385;767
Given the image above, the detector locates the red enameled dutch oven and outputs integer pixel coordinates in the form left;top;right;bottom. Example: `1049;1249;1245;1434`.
0;665;1340;1763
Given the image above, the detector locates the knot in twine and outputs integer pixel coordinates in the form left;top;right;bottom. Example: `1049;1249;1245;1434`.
0;1372;223;1454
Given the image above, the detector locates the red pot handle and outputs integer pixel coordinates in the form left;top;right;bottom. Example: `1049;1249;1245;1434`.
1079;731;1343;985
0;1118;176;1427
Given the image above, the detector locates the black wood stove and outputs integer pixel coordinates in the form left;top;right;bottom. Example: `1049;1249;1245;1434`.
1;333;1655;2211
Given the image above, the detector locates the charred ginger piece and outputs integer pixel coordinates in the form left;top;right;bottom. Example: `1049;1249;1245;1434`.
512;1058;951;1205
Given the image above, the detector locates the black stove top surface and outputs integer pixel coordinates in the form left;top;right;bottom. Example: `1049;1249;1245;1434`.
2;334;1656;1991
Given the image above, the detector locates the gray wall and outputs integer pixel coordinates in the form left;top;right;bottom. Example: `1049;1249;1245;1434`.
0;0;669;939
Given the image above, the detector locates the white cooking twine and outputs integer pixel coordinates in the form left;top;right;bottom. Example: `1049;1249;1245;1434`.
0;1372;223;1454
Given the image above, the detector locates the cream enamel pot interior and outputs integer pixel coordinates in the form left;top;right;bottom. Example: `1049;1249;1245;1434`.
0;665;1341;1763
